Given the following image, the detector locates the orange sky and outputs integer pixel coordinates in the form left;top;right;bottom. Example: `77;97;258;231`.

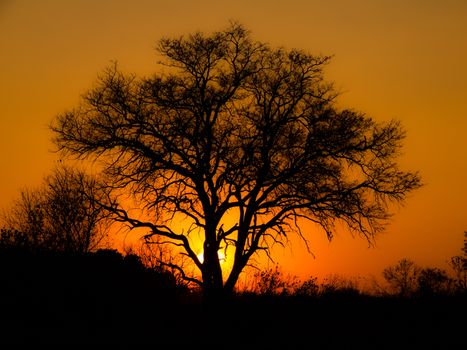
1;0;466;281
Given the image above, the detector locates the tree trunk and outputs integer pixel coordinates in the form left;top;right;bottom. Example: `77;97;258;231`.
224;263;243;295
201;225;224;303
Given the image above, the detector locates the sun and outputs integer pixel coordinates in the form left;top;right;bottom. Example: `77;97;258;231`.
197;250;226;264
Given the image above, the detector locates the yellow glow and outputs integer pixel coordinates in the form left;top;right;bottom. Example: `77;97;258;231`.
197;250;226;265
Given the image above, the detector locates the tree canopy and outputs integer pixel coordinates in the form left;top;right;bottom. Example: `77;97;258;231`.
51;23;421;299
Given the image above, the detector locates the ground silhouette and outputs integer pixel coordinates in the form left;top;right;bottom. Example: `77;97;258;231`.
0;247;464;347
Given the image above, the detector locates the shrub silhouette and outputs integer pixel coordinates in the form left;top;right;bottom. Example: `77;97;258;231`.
293;276;320;297
251;265;298;296
320;274;361;297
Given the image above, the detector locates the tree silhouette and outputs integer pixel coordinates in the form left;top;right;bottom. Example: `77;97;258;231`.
448;256;466;293
51;22;421;300
382;258;420;297
417;267;450;296
1;166;109;253
447;233;467;293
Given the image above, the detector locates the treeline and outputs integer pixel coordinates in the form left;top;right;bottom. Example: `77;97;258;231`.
239;255;466;299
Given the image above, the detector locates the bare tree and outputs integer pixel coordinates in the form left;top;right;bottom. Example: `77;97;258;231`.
448;255;466;293
51;22;421;300
1;166;109;253
447;233;467;293
382;258;420;297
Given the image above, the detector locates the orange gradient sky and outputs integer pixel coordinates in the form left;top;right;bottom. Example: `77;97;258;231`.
1;0;466;281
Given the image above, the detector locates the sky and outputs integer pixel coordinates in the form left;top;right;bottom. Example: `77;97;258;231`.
1;0;466;281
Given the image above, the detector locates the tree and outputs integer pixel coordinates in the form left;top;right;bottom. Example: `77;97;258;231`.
51;22;421;300
448;255;466;293
382;258;420;297
447;233;467;294
416;267;450;296
1;166;109;253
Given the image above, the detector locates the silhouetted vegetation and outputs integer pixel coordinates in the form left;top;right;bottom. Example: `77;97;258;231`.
50;22;421;300
449;254;467;292
382;258;420;297
0;229;465;345
0;242;467;349
1;166;110;253
380;257;466;298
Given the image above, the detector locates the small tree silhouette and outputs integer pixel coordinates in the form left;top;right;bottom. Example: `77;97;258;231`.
0;166;110;253
382;258;420;297
448;255;466;293
464;231;467;271
447;232;467;294
416;267;450;296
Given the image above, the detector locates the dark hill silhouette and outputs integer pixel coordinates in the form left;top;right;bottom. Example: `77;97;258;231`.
0;247;184;343
0;246;465;346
